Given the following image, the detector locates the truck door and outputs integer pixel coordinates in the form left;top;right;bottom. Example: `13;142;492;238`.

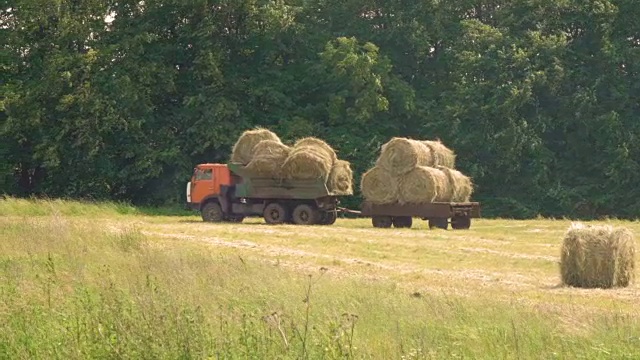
190;167;216;204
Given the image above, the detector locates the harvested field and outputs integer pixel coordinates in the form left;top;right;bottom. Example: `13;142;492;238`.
2;198;639;359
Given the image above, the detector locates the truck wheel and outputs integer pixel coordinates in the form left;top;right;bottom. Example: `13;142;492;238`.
428;218;448;230
372;216;392;228
292;204;320;225
392;216;413;228
202;202;224;222
451;216;471;230
319;211;337;225
264;202;288;225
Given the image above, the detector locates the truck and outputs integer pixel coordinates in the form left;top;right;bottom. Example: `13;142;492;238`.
187;162;481;229
186;162;345;225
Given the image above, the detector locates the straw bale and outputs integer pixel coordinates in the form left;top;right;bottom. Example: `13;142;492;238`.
281;146;333;180
560;223;636;289
376;138;433;175
294;137;338;163
398;166;449;204
328;160;353;195
231;128;281;165
437;166;474;202
360;166;399;204
245;140;291;178
421;140;456;168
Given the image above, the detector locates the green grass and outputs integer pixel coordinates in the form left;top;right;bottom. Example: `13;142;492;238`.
0;197;194;217
1;198;639;359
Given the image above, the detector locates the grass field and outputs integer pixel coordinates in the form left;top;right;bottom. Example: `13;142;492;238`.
1;198;639;359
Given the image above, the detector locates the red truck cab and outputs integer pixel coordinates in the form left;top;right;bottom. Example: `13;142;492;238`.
187;164;233;209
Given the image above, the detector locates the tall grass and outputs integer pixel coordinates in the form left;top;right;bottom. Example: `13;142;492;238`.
0;197;193;217
1;201;639;359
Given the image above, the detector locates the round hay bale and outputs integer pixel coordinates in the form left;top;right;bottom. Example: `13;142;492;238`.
231;128;281;165
245;140;291;178
360;166;399;204
294;137;338;162
421;140;456;168
281;146;333;180
328;160;353;195
398;166;449;204
376;138;433;175
561;223;636;289
437;166;474;202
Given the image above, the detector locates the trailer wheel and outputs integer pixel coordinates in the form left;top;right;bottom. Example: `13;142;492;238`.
319;211;337;225
264;202;288;225
292;204;320;225
451;216;471;230
428;218;448;230
202;202;224;222
372;216;392;228
392;216;413;228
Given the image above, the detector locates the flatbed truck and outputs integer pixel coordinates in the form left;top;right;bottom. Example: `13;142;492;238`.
187;162;347;225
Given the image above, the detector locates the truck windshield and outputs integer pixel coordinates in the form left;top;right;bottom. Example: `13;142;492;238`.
195;169;213;181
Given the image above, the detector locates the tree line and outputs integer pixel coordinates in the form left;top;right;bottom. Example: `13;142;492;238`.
2;0;639;219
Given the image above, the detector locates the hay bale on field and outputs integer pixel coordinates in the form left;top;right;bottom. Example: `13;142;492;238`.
328;160;353;195
231;128;281;165
360;166;399;204
421;140;456;168
438;166;474;202
294;137;338;162
376;137;433;175
245;140;291;178
398;166;449;204
281;146;333;180
560;223;636;289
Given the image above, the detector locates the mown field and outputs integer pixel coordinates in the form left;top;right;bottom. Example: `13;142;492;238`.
1;198;639;359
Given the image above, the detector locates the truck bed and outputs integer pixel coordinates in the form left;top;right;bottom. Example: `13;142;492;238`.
228;162;352;199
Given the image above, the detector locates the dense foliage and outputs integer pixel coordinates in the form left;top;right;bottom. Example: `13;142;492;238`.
2;0;639;218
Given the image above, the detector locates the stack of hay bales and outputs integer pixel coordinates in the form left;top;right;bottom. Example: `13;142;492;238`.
281;137;336;181
245;140;291;178
328;160;354;194
229;129;353;195
560;223;636;289
360;136;473;204
231;128;282;165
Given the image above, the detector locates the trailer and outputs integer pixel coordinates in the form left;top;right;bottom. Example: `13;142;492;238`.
350;200;481;230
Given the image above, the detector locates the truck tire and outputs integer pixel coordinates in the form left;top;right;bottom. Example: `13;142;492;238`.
319;210;337;225
264;202;288;225
428;218;448;230
392;216;413;228
451;216;471;230
202;202;224;222
372;216;392;228
292;204;320;225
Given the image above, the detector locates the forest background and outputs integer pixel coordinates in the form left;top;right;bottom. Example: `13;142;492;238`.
2;0;639;219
